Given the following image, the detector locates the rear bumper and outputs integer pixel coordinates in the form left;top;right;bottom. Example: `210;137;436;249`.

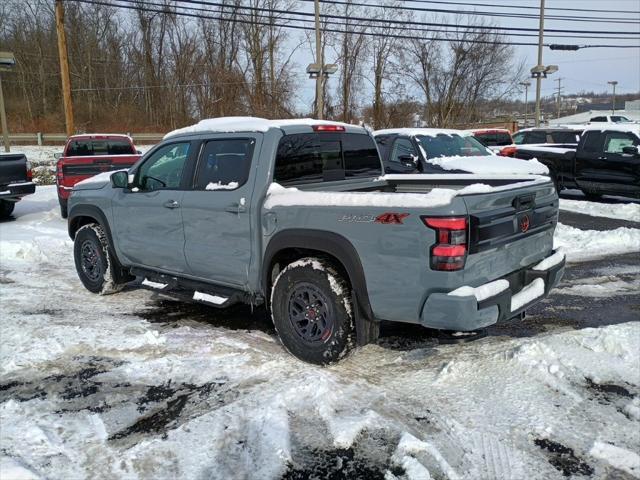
420;248;565;331
0;181;36;200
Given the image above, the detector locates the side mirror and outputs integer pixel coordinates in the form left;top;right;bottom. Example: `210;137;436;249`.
136;149;142;154
398;154;419;168
110;170;128;188
622;145;639;156
54;152;62;160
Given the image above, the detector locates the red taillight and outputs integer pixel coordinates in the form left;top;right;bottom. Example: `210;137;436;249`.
312;124;346;132
499;146;517;157
26;160;33;180
422;216;468;271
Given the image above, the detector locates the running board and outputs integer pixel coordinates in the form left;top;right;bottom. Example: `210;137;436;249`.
131;268;248;309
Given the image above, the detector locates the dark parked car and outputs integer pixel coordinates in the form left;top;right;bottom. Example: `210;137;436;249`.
0;152;36;219
513;125;640;199
499;127;582;157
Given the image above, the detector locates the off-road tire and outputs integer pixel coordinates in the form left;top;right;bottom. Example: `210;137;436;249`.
59;199;68;219
74;223;127;295
270;257;355;365
0;200;15;219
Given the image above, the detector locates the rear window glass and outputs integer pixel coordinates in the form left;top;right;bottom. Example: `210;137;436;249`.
274;133;381;185
550;131;580;144
66;139;135;156
473;132;512;146
525;131;547;144
416;134;490;159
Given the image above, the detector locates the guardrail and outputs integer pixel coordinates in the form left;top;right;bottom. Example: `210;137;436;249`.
7;132;164;145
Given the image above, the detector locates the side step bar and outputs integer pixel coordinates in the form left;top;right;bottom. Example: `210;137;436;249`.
131;267;251;309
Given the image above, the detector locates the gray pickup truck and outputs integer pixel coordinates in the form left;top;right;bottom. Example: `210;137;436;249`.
0;153;36;219
67;118;565;364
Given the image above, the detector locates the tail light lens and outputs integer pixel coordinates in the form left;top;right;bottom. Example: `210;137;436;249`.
26;160;33;180
499;146;517;157
422;216;468;271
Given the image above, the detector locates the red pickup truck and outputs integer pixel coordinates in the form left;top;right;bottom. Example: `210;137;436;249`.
56;134;142;217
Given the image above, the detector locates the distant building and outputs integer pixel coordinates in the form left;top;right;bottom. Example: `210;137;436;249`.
626;100;640;111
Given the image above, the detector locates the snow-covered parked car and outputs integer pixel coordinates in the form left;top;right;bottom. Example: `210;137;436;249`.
373;128;548;176
67;117;564;364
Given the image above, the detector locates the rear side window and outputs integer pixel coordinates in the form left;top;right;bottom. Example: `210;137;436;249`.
582;132;605;153
513;132;525;144
550;131;580;144
591;116;607;122
66;139;135;156
194;138;255;190
274;133;381;185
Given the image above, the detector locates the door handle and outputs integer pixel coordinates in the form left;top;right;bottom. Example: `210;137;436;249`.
163;200;180;209
225;203;247;214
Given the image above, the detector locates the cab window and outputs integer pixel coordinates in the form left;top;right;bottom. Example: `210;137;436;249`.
390;138;417;163
136;142;190;191
194;138;255;190
603;132;639;154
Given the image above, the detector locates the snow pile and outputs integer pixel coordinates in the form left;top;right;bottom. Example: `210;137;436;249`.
448;279;509;302
589;442;640;477
422;154;549;175
554;223;640;262
374;127;473;138
559;198;640;222
511;278;545;312
205;181;239;191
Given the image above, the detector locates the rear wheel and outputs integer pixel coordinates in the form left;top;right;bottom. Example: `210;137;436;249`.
270;258;355;364
73;223;127;294
0;200;15;219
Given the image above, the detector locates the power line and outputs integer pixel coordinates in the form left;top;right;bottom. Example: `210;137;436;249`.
394;0;640;17
147;0;640;41
301;0;640;25
70;0;640;49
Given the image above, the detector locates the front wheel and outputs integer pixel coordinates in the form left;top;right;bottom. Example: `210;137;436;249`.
73;223;127;295
270;258;355;364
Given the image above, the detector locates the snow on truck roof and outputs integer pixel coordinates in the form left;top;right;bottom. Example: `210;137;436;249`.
582;124;640;135
373;128;472;137
164;117;362;139
67;133;133;140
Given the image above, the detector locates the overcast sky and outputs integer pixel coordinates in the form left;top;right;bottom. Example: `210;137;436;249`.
291;0;640;111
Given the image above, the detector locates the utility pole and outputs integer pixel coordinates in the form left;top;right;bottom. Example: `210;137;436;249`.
608;80;618;115
519;81;531;128
555;77;563;119
0;76;9;152
55;0;74;136
314;0;323;119
534;0;545;127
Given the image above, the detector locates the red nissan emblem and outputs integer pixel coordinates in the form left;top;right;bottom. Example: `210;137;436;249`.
519;215;530;233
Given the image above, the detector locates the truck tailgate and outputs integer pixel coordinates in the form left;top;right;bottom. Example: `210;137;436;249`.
0;154;30;185
462;180;557;285
59;154;140;187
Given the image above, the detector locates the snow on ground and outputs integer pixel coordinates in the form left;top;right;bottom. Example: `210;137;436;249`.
1;188;639;480
560;198;640;222
554;222;640;262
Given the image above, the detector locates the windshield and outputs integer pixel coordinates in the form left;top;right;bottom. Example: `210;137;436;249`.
66;139;135;156
417;133;492;159
474;131;513;146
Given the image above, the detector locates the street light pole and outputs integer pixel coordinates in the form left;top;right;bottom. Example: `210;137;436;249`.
534;0;545;127
314;0;323;119
608;81;618;115
520;81;531;128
